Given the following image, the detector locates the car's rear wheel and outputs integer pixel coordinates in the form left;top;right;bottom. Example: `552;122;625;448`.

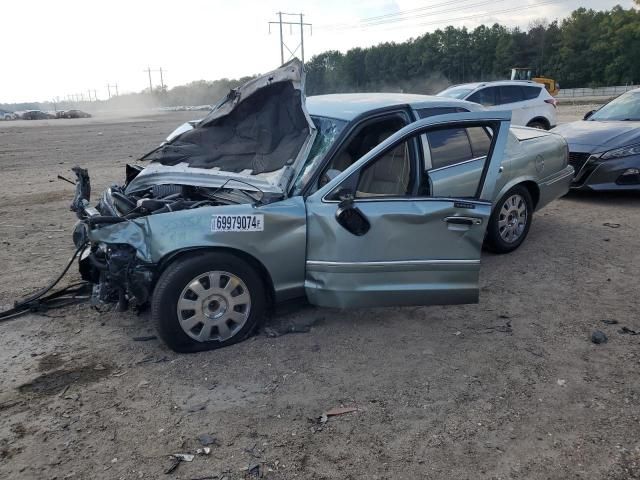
527;120;548;130
152;251;266;352
485;185;533;254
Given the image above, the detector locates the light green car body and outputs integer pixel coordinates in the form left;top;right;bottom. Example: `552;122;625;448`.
88;101;572;310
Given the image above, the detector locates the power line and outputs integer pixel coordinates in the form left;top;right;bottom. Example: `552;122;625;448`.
377;0;569;31
268;12;312;65
321;0;567;32
320;0;486;29
324;0;567;32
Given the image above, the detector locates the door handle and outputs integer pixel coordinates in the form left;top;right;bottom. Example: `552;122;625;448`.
444;216;483;226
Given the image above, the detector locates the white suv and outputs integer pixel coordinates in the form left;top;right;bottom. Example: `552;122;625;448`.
437;80;558;130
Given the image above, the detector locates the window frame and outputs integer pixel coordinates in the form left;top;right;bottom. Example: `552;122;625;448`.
300;108;413;198
323;119;503;203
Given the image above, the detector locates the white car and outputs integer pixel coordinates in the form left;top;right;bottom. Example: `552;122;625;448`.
437;80;558;130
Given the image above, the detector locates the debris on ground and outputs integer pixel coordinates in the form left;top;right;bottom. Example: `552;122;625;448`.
186;402;208;413
196;447;211;455
197;433;218;446
132;335;157;342
602;222;621;228
263;323;314;338
171;453;194;462
602;319;619;325
591;330;608;344
618;326;638;335
244;463;264;478
164;456;182;474
319;405;360;423
557;379;567;387
263;309;323;337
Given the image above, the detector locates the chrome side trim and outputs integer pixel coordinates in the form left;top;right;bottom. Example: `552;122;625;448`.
307;259;480;267
428;155;487;174
540;165;574;186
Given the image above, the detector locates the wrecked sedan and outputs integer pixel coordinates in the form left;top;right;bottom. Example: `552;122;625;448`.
70;60;573;352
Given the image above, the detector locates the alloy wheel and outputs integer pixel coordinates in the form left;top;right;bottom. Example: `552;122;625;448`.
176;271;251;342
498;194;528;243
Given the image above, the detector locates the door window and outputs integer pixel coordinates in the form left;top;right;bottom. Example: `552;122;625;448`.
317;114;407;190
424;126;494;198
355;140;412;197
498;86;524;105
427;128;473;169
468;87;498;106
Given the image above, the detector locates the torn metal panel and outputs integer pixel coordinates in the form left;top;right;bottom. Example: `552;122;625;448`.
131;59;317;195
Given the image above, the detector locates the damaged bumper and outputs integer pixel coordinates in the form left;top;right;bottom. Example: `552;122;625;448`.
71;169;156;310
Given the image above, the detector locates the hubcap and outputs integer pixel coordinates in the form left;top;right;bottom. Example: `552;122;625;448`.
177;271;251;343
498;194;528;243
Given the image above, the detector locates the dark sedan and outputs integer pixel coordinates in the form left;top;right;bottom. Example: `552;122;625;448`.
553;88;640;191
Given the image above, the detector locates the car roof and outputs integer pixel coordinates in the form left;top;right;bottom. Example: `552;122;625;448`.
306;93;480;121
445;80;543;91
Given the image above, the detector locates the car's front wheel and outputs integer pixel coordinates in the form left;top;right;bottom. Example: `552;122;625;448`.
485;185;533;254
152;251;266;352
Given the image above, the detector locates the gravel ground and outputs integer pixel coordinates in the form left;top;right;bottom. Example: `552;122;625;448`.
0;107;639;480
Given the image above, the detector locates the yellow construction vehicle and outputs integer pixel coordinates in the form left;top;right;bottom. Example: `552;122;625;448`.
510;68;559;96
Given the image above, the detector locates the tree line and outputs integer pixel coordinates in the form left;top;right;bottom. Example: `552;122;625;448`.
305;5;640;95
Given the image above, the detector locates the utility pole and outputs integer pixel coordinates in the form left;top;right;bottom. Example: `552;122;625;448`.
87;89;92;102
145;66;153;93
106;83;119;97
144;68;166;93
278;12;284;65
268;12;312;66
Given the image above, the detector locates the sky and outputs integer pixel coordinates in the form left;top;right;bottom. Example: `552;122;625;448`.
1;0;634;103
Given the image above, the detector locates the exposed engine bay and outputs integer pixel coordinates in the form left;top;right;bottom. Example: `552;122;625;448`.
97;165;258;219
70;164;267;312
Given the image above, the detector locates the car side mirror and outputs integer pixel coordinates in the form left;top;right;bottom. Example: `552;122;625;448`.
583;110;595;120
335;197;370;236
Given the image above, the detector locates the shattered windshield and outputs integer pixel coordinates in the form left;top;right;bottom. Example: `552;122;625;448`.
590;92;640;121
292;115;347;193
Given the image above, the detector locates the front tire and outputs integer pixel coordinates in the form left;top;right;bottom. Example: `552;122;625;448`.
485;185;533;254
152;251;266;353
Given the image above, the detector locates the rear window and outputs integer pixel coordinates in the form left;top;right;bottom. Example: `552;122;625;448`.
522;86;542;100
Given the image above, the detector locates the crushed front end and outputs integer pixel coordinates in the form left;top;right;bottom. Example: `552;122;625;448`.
69;165;252;311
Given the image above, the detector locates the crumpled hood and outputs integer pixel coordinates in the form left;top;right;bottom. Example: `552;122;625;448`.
127;59;316;195
553;120;640;154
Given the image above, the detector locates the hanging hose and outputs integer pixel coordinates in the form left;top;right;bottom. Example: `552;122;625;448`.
0;244;91;322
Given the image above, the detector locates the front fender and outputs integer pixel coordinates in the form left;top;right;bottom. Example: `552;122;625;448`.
88;197;308;302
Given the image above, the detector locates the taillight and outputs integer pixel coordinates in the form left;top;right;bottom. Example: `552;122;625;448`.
545;98;558;108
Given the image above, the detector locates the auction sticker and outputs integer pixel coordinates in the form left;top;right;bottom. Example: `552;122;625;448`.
211;214;264;232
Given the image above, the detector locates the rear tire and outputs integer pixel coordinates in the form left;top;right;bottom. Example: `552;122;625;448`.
485;185;533;254
527;120;548;130
152;251;266;353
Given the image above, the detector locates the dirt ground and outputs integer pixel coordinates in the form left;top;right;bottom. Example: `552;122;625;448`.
0;106;639;480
